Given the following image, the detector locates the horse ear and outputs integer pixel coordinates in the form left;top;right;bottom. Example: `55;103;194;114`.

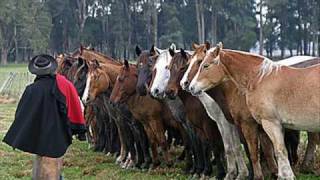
80;45;84;55
169;48;175;57
135;46;142;56
205;41;211;50
192;43;200;50
170;43;176;51
214;42;223;56
149;45;155;55
180;48;187;59
217;42;223;49
124;60;129;69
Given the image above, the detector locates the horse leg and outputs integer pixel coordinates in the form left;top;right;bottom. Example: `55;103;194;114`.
284;129;300;166
240;121;263;180
259;129;278;177
261;119;295;180
301;132;318;173
201;140;213;178
143;124;160;169
133;121;151;170
196;93;238;179
229;125;249;180
149;118;173;167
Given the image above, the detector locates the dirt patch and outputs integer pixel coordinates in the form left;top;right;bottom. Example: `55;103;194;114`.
0;96;16;104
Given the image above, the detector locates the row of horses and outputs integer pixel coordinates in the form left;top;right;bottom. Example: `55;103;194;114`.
56;43;319;180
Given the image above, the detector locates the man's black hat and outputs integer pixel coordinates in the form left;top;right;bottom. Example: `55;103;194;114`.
28;54;58;75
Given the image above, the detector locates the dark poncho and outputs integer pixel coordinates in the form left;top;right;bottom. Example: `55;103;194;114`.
3;74;86;158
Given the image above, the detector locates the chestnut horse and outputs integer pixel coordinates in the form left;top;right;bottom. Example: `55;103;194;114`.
110;60;191;169
189;43;320;179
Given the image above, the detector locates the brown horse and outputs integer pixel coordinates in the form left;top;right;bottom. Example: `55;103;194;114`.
110;60;191;169
165;49;227;178
189;43;320;179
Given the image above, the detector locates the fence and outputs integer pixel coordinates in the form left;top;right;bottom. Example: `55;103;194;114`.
0;72;34;98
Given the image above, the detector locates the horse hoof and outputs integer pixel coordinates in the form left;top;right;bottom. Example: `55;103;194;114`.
200;174;210;180
192;173;200;179
224;172;237;180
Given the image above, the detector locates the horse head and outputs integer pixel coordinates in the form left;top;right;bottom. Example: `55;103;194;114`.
82;59;111;104
110;60;138;104
180;42;210;91
149;43;177;98
165;48;190;99
189;42;225;96
135;45;160;96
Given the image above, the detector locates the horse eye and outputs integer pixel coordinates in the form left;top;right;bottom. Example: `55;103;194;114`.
203;64;210;69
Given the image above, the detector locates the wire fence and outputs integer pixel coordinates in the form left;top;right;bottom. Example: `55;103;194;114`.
0;72;34;98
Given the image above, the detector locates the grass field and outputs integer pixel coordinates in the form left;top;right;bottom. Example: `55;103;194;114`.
0;64;319;179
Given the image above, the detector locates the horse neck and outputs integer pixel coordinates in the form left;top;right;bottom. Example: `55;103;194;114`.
101;63;122;86
220;50;263;91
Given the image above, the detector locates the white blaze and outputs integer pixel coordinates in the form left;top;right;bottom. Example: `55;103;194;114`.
82;74;91;104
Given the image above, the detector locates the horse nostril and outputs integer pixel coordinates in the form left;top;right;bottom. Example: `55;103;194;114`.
184;81;189;87
190;86;194;92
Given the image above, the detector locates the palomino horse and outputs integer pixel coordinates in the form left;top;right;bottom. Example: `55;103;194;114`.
110;60;191;169
189;43;320;179
151;44;249;179
179;43;318;179
135;45;223;177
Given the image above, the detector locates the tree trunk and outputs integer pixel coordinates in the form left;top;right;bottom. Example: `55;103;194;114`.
259;0;263;55
303;24;308;55
14;24;18;64
195;0;202;43
211;5;217;45
151;1;158;46
1;47;8;65
200;1;205;42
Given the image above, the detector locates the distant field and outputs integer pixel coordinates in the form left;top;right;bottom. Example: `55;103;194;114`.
0;64;28;73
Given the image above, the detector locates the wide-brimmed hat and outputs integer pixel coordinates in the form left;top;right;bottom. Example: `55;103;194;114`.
28;54;58;75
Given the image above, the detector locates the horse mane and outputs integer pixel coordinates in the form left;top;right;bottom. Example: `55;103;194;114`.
258;58;282;82
223;49;282;82
83;48;123;65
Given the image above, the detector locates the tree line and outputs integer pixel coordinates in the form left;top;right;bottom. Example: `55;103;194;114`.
0;0;319;65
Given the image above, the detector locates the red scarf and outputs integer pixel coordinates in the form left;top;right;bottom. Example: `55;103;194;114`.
56;74;85;125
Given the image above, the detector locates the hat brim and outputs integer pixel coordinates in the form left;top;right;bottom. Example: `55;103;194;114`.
28;56;58;75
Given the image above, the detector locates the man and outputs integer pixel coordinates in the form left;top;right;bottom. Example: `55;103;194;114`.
3;54;86;179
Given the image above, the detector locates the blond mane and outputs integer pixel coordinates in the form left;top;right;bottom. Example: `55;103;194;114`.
222;49;282;82
257;58;282;82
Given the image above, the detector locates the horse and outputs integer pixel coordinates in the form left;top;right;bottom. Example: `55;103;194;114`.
189;42;320;179
149;44;250;179
110;60;193;169
135;45;217;177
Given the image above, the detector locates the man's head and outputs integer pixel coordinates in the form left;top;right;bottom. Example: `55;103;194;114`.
28;54;58;75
